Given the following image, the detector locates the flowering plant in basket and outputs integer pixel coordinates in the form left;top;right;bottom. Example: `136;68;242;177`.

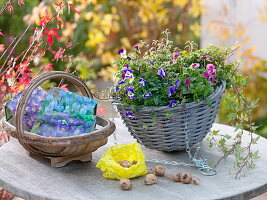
113;39;232;109
112;30;259;179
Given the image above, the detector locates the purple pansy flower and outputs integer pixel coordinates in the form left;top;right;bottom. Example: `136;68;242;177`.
118;48;124;55
126;56;131;60
118;48;127;58
203;72;209;78
125;111;136;120
167;86;176;97
185;78;192;91
113;86;120;92
164;81;171;85
209;73;217;83
191;63;200;68
206;64;215;73
122;65;134;79
125;86;135;99
175;79;181;88
170;52;180;64
203;64;217;83
157;68;166;79
122;64;129;69
139;78;147;87
172;52;180;59
150;61;154;65
201;55;211;60
142;92;152;98
134;45;139;50
117;80;126;85
168;100;177;108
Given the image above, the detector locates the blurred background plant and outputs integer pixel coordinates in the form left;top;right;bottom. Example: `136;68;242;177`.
0;0;267;138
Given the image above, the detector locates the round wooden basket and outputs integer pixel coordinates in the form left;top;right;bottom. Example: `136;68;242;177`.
2;71;116;167
115;80;226;152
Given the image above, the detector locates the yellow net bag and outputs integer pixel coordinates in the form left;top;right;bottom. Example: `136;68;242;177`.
96;142;148;180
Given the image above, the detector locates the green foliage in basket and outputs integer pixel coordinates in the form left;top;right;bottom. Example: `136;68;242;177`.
112;30;238;108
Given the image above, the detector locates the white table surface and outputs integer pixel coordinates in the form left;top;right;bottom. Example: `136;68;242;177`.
0;118;266;200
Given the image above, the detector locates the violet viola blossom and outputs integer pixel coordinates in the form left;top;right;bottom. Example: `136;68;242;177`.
134;45;139;50
118;48;124;55
175;79;181;89
125;86;135;99
168;100;177;108
164;81;171;85
172;52;180;59
157;68;166;79
125;111;136;120
167;86;176;97
185;78;192;91
142;92;152;98
206;64;215;73
191;63;200;68
171;52;180;64
201;55;211;60
113;86;120;92
209;73;217;83
203;64;217;83
118;48;127;58
117;80;126;85
139;78;147;87
122;65;134;79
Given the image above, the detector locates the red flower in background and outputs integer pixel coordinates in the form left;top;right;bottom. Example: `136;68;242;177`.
51;47;65;61
43;28;61;45
69;4;80;15
17;0;25;5
39;15;51;27
66;42;72;48
18;75;31;86
0;44;5;52
0;30;4;36
42;63;53;71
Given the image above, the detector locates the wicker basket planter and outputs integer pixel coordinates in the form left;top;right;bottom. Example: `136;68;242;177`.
2;71;116;167
115;80;226;152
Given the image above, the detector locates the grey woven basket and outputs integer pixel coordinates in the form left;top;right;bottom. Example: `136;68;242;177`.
115;80;226;151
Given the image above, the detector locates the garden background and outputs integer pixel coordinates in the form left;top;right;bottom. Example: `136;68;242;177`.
0;0;266;138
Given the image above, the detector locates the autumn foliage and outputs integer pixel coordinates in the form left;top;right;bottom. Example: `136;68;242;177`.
0;0;80;106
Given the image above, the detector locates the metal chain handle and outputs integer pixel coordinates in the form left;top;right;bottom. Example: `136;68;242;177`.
111;100;118;145
182;103;217;176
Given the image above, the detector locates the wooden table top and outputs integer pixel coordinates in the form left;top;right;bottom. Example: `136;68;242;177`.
0;118;267;200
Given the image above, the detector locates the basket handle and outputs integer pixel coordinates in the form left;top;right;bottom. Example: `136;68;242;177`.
15;71;93;139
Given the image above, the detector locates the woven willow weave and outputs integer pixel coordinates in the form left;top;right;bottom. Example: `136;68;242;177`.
116;81;226;151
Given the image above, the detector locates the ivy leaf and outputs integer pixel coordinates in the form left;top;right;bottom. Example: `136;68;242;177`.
212;130;220;135
251;150;260;159
227;113;238;120
252;135;260;144
153;95;160;105
219;138;226;145
205;97;212;107
235;124;243;132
